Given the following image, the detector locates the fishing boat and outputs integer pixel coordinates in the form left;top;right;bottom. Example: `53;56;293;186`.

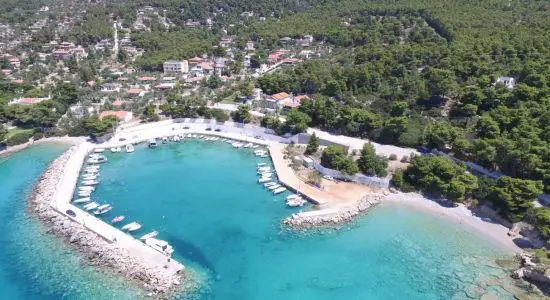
258;177;272;183
112;216;125;223
78;191;91;197
125;144;135;153
272;187;287;194
264;182;277;187
81;180;99;186
94;205;112;215
83;202;99;211
267;184;281;190
287;197;307;207
145;238;174;256
173;135;180;142
122;222;142;232
110;147;122;153
148;139;157;148
94;148;105;153
140;231;159;241
73;197;91;204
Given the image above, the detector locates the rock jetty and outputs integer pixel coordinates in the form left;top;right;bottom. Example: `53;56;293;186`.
283;194;383;229
28;146;188;297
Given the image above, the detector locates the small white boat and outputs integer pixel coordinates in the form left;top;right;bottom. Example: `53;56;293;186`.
259;154;269;158
83;202;99;211
272;187;287;194
286;194;300;200
88;156;108;164
140;231;159;241
94;205;112;215
244;143;253;148
173;135;180;142
257;163;267;167
258;177;272;183
148;139;157;148
257;171;272;176
258;167;271;172
187;134;192;138
264;182;277;187
252;145;260;149
162;137;168;143
94;148;105;153
199;135;204;138
144;238;174;255
78;191;91;197
287;197;307;207
81;180;99;186
78;186;94;191
74;197;91;204
125;144;135;153
254;150;268;156
122;222;142;232
110;147;122;153
232;142;243;148
192;134;198;138
112;216;125;223
267;184;281;190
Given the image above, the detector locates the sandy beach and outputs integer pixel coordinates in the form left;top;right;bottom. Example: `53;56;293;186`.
0;136;87;157
384;192;521;253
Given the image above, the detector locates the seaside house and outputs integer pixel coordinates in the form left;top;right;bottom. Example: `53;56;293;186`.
260;92;291;110
99;110;133;123
126;88;145;97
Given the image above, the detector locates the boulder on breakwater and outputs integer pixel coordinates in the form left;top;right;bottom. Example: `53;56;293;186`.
283;194;383;229
28;146;189;297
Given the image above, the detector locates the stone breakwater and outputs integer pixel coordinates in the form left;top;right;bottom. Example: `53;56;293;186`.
283;194;383;229
28;147;188;297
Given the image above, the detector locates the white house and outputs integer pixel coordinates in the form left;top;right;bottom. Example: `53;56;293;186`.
163;60;189;74
494;76;516;90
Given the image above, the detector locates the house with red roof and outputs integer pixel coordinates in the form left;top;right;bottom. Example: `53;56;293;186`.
99;110;133;122
138;76;155;81
112;99;125;107
126;88;144;96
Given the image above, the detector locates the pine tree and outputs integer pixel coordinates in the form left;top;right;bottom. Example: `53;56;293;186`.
305;133;320;155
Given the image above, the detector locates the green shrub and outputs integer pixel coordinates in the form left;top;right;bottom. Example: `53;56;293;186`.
6;130;35;146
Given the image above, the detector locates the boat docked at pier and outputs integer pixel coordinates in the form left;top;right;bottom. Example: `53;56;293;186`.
94;148;105;153
286;194;307;207
78;190;92;197
148;139;157;148
173;135;180;142
110;147;122;153
73;197;91;204
267;184;281;190
232;142;244;148
94;204;112;215
125;144;135;153
83;202;99;211
88;155;108;164
140;231;159;241
272;187;287;194
258;177;272;183
264;182;277;187
122;222;142;232
81;180;99;186
144;238;174;256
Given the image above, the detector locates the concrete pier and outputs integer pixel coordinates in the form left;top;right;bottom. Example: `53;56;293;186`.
48;143;184;279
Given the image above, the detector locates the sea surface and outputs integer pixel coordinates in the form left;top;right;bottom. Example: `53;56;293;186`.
0;141;529;299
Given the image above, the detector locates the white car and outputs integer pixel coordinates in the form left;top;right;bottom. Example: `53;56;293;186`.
323;175;335;181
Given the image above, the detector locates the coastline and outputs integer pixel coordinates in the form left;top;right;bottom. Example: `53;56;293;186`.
383;192;521;254
28;146;190;297
0;136;87;158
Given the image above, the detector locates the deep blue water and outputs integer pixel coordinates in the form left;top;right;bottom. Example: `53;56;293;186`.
0;141;526;299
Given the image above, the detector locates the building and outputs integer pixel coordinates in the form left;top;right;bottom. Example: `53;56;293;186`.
99;110;133;122
494;76;516;90
9;96;51;105
163;60;189;74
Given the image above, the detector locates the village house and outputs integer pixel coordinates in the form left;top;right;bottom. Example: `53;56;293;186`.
163;60;189;74
101;83;121;93
494;76;516;90
69;104;95;118
99;110;133;123
126;88;145;97
9;96;51;105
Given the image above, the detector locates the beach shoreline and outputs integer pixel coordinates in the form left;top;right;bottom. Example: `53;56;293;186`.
0;136;87;158
383;192;522;254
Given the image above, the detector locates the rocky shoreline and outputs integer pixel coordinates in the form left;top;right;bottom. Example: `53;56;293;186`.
283;194;383;229
28;146;189;298
512;252;550;295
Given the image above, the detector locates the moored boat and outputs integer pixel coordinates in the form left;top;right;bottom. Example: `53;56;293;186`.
112;216;125;223
257;162;267;167
267;184;281;190
173;135;180;142
122;222;142;232
78;191;92;197
81;180;99;186
125;144;135;153
140;231;159;241
94;148;105;153
258;177;272;183
264;182;277;187
94;205;112;215
110;147;122;153
74;197;91;204
144;238;174;256
286;197;307;207
148;139;157;148
162;137;168;144
83;202;99;211
272;187;287;194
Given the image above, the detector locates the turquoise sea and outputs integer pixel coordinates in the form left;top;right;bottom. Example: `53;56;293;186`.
0;141;529;299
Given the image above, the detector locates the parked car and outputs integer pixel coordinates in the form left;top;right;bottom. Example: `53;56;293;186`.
214;128;222;132
206;127;212;131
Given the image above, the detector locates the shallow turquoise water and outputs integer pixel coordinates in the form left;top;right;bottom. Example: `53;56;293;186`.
0;141;522;299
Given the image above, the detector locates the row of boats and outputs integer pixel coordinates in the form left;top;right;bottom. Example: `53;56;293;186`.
256;162;307;207
77;154;175;256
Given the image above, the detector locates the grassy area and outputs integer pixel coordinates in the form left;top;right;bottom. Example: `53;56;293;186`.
532;248;550;265
220;95;237;104
6;128;33;139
